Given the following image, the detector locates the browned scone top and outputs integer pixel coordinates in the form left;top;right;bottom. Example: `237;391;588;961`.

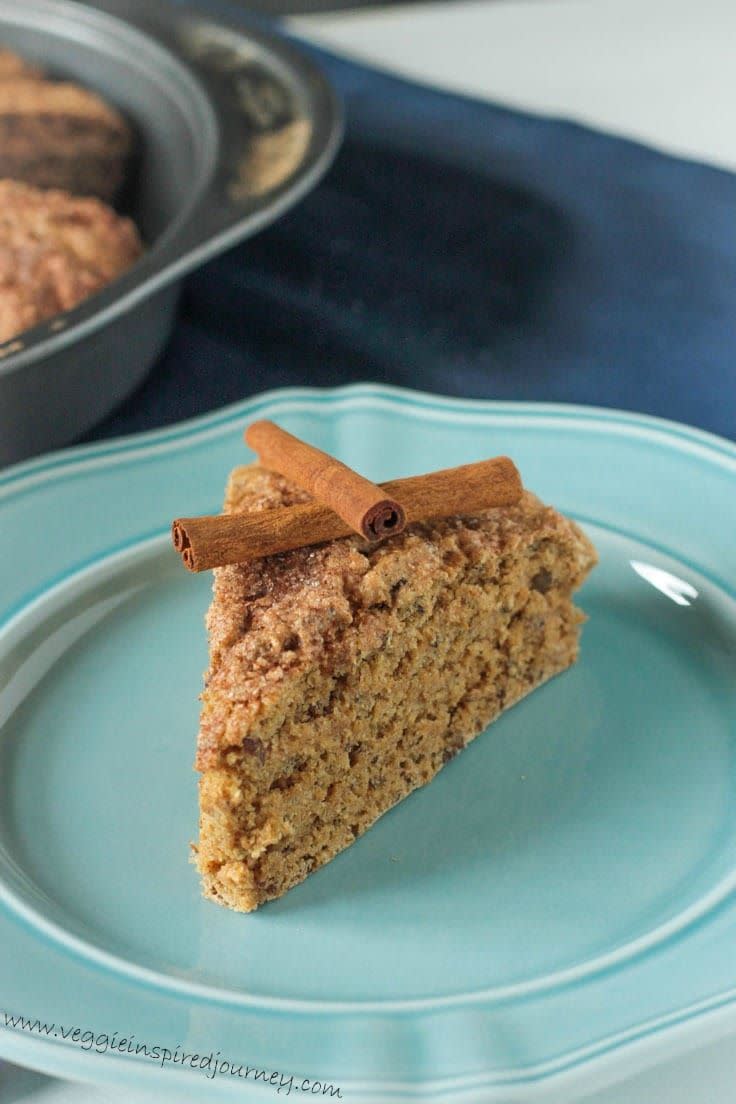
0;48;42;81
0;78;132;201
0;179;143;343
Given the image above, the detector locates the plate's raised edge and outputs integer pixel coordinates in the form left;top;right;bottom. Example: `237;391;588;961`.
2;968;736;1100
2;385;736;1097
1;383;735;499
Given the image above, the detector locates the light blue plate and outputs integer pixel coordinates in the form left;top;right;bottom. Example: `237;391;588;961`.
0;385;735;1101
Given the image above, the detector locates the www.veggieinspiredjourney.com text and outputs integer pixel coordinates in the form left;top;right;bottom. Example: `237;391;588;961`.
1;1008;343;1096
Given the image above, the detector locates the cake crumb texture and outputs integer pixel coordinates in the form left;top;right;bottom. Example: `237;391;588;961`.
0;179;143;342
195;465;598;911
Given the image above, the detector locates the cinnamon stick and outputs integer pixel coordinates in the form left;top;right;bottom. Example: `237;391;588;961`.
172;456;522;572
245;420;406;541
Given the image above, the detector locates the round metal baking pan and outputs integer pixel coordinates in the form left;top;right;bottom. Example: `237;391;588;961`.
0;0;342;465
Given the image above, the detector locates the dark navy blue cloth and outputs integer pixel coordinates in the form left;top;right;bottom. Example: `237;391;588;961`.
84;29;736;443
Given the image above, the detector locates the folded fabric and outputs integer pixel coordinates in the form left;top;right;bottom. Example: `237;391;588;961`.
84;18;736;443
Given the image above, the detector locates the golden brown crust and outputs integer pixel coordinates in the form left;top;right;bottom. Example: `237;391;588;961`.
195;465;598;911
0;79;128;128
0;78;132;200
0;49;42;82
0;179;143;343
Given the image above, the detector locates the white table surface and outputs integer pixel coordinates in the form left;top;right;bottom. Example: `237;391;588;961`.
4;1;735;1101
294;0;736;172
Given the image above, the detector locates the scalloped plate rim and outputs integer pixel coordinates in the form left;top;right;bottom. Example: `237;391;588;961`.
1;383;735;1099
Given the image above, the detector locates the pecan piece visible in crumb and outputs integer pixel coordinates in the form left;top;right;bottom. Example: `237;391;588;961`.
531;568;553;593
242;737;266;763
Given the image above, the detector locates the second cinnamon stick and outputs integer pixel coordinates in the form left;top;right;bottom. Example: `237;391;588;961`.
245;420;406;541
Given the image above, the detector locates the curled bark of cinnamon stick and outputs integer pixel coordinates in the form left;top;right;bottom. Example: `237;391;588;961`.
245;420;406;541
172;456;522;572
